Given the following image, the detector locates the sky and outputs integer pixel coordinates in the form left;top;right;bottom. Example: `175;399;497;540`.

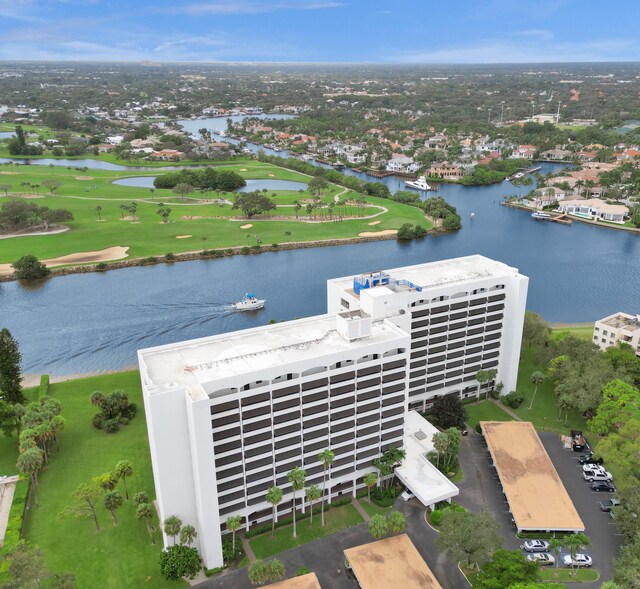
0;0;639;63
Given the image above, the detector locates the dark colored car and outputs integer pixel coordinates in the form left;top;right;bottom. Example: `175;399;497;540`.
599;499;621;512
590;480;616;492
571;430;588;452
579;452;604;465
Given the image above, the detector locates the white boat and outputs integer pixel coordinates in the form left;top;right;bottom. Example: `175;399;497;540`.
234;293;265;311
531;212;551;220
404;176;432;191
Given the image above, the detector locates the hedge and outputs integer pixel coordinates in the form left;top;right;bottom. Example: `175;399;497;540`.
38;374;50;398
0;477;30;579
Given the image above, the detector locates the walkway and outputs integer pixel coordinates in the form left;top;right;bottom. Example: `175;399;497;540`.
352;498;370;522
0;476;19;547
489;398;522;421
240;532;256;563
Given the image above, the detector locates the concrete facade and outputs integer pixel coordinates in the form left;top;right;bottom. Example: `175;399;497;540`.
594;312;640;356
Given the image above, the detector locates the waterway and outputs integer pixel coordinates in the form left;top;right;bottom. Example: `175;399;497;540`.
1;116;639;375
112;176;308;192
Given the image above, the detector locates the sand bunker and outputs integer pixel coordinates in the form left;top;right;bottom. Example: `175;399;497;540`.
0;171;18;175
240;224;253;229
358;229;397;237
239;168;248;172
16;193;44;199
368;220;381;226
0;246;129;276
268;173;275;177
175;235;192;239
75;176;94;180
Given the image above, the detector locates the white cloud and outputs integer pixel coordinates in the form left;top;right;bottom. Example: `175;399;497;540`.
158;1;343;15
515;29;554;41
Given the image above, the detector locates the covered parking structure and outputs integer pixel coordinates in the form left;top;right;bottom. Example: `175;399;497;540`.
264;573;322;589
344;534;443;589
480;421;585;533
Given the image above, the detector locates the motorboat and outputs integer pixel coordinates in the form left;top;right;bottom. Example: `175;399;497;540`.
531;212;551;220
234;293;265;311
404;176;431;191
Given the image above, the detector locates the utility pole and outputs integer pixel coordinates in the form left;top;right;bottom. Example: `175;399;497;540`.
488;108;492;123
531;101;536;120
556;100;561;124
500;101;505;124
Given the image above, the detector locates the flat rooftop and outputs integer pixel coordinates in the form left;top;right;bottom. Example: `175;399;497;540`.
395;412;459;507
264;573;322;589
599;313;640;331
481;421;584;532
139;313;406;400
344;534;442;589
329;255;522;292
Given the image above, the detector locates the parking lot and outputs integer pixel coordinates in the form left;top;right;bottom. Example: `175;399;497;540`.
457;430;624;586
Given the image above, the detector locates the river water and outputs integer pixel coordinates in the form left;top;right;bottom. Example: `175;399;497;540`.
1;116;639;375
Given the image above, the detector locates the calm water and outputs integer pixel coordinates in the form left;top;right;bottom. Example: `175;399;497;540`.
112;176;308;192
0;132;15;139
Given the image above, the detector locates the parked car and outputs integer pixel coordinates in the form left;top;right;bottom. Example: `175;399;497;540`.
401;489;415;502
581;463;606;474
579;452;604;465
562;554;593;568
583;468;613;482
600;499;621;512
590;480;616;492
521;540;550;553
571;430;588;452
526;553;555;566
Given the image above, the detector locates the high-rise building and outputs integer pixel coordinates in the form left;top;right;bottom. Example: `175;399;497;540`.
138;255;527;568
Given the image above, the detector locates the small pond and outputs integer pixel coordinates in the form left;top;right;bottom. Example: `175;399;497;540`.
112;177;308;191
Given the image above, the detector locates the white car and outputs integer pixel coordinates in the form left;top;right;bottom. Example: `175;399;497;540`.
401;489;415;501
521;540;550;552
562;554;593;568
526;553;555;566
582;468;613;482
582;463;606;474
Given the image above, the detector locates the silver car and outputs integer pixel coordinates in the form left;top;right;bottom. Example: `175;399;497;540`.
521;540;550;552
526;553;555;566
562;553;593;567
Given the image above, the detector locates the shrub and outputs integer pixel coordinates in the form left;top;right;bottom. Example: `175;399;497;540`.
164;253;175;262
413;224;428;238
502;390;525;408
144;256;158;265
396;223;415;240
241;246;250;255
370;486;398;507
251;244;262;252
102;418;120;433
91;390;137;433
159;545;202;581
271;243;279;248
1;478;29;554
95;262;108;272
12;255;50;280
429;509;443;526
38;374;50;398
225;249;234;256
297;568;311;576
204;567;224;577
221;535;244;564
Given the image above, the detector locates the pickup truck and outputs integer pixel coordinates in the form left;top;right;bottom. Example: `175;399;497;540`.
583;468;613;482
571;430;588;452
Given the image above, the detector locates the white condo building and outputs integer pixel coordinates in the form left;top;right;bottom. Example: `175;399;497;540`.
138;255;528;568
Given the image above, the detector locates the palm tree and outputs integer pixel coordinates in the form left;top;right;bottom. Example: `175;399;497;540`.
267;559;285;583
475;369;494;400
136;503;156;544
564;533;591;576
265;486;283;538
548;537;562;568
305;485;322;527
386;510;406;535
163;515;182;545
318;449;334;526
368;514;388;539
528;371;545;410
104;490;123;525
94;472;118;494
180;524;197;546
363;472;378;503
95;205;102;221
133;491;149;506
557;392;572;425
287;467;306;539
16;447;44;507
226;515;242;553
248;559;269;585
114;460;133;500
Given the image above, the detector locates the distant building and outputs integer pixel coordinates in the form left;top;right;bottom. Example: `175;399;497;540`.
531;186;567;209
427;162;464;180
386;155;419;173
149;149;185;161
593;312;640;355
557;198;628;223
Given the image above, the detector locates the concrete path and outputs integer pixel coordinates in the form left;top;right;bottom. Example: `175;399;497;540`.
351;498;370;522
240;532;256;563
489;398;522;421
0;476;19;547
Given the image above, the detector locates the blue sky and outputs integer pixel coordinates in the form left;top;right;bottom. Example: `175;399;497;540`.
1;0;639;63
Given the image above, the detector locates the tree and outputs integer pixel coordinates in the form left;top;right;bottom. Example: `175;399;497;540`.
248;559;269;585
95;205;102;221
522;311;550;350
430;394;468;430
16;447;44;506
0;183;11;196
308;176;329;196
474;549;539;589
287;467;306;539
613;540;640;588
432;431;449;469
437;510;502;569
2;543;76;589
305;485;321;527
133;491;150;506
136;503;156;544
172;183;194;200
397;223;415;240
372;446;406;491
64;483;102;532
0;399;20;438
265;486;283;538
226;515;242;552
94;472;118;494
588;379;640;435
386;510;406;535
368;514;388;539
476;369;497;400
363;472;378;503
42;178;62;194
528;371;545;410
232;192;276;219
104;490;123;525
163;515;183;545
548;537;562;569
267;559;285;583
180;524;197;547
564;533;590;576
318;448;334;526
12;255;50;281
114;460;133;500
158;544;201;580
0;328;24;404
612;485;640;543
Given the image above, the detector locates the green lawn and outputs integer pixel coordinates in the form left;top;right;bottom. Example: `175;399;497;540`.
550;325;594;342
540;568;599;583
511;348;590;434
248;504;363;559
21;371;186;589
465;401;514;430
0;160;431;265
357;498;394;519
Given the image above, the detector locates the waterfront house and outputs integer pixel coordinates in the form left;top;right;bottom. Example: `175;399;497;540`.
531;186;567;209
512;145;536;160
557;198;628;223
427;162;464;180
593;312;640;356
386;154;419;173
150;149;185;161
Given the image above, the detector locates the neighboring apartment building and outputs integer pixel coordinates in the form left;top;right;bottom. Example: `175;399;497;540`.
593;312;640;355
138;255;528;568
427;162;464;180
